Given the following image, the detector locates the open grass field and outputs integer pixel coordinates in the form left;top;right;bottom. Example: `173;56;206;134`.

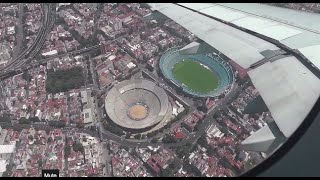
172;60;219;93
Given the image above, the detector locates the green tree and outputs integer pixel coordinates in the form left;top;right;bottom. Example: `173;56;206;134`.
22;71;32;82
3;163;13;176
46;66;85;94
125;132;131;139
19;117;30;124
183;162;194;174
162;134;177;143
151;138;158;143
186;142;192;148
83;136;87;142
45;129;51;135
110;126;124;136
47;137;53;143
134;133;141;139
64;145;71;158
0;114;10;122
13;124;22;132
27;105;32;113
220;126;229;134
37;159;43;168
76;123;84;129
198;134;207;146
30;117;40;123
147;132;154;138
49;121;66;127
21;124;31;129
2;171;9;177
207;147;215;156
176;146;190;158
0;123;11;129
28;135;33;140
160;168;173;177
169;158;181;173
73;142;84;153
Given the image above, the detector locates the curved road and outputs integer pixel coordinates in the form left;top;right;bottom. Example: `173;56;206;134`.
0;3;54;74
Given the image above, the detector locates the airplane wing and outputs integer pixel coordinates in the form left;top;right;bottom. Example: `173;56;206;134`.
149;3;320;152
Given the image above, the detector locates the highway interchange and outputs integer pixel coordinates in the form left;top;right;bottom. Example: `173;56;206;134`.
0;4;54;74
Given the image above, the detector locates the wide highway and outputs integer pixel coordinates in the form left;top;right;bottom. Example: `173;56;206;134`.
0;4;54;75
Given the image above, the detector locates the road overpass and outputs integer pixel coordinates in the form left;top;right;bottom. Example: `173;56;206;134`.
0;45;100;80
0;4;55;75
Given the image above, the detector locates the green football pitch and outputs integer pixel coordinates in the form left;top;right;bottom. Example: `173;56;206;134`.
172;60;219;94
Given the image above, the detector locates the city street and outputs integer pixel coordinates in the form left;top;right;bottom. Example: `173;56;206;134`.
12;4;25;60
100;142;112;177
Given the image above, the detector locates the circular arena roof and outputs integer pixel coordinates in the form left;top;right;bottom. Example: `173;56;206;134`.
105;79;170;130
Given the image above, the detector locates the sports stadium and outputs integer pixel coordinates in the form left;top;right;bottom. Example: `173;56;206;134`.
105;79;172;131
159;47;234;98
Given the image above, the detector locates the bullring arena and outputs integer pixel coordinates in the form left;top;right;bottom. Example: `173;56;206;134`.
105;79;172;131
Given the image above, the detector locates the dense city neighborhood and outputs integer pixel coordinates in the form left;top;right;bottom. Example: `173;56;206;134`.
0;3;319;177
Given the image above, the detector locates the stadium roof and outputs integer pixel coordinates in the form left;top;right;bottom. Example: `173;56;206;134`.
150;3;320;140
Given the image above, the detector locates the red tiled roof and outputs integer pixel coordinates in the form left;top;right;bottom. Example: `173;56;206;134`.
175;132;185;139
146;158;161;174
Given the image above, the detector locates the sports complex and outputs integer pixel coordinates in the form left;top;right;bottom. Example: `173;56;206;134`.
159;47;234;98
105;79;172;131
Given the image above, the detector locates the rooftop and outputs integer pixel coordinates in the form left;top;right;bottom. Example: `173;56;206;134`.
0;144;15;154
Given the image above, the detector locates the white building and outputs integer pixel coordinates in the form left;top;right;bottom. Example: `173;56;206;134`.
0;144;15;160
6;26;15;35
83;108;93;124
0;160;8;176
81;90;96;125
0;126;8;145
0;43;11;65
109;17;123;31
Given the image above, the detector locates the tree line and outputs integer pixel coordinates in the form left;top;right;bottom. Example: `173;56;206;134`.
46;66;85;94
